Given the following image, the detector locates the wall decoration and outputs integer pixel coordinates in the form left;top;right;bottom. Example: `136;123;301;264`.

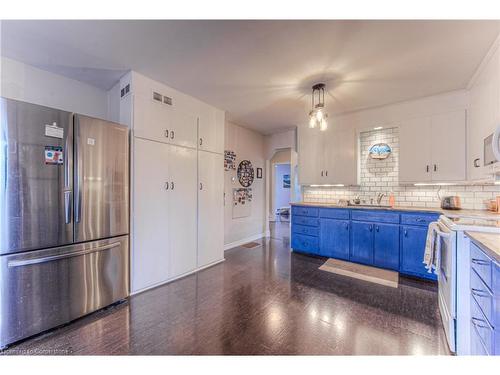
256;167;263;179
368;143;392;159
237;160;254;187
283;174;291;188
232;188;253;218
224;150;236;171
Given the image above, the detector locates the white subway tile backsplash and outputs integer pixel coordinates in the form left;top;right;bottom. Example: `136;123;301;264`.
302;127;500;209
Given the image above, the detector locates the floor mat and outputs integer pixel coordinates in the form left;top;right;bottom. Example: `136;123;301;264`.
241;242;261;249
319;258;399;288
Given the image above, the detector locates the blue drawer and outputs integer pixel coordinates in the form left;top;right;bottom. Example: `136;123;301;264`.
471;268;494;326
319;208;350;220
471;295;494;354
292;215;320;227
291;233;319;254
351;210;400;224
292;206;319;217
471;243;493;291
292;224;319;237
400;213;439;227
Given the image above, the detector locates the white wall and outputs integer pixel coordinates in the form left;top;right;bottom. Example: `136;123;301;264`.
265;129;296;159
224;121;266;248
0;57;109;119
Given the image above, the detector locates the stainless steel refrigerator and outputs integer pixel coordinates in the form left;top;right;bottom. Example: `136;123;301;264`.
0;97;129;349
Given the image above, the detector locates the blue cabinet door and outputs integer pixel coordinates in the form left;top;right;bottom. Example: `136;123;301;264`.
373;223;400;271
320;219;350;260
351;221;374;265
400;225;436;280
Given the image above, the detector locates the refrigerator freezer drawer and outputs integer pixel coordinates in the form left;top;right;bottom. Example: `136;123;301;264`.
0;235;129;349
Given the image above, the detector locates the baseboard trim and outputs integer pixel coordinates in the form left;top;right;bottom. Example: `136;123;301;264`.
130;258;225;296
224;233;267;251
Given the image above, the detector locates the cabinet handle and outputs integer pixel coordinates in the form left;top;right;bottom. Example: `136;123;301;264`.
171;181;175;190
164;182;169;190
471;258;490;266
416;218;425;222
473;158;480;168
321;171;324;177
164;129;169;138
200;182;203;190
426;165;429;173
404;230;408;237
325;170;328;177
375;225;379;232
170;131;175;139
471;288;490;298
199;138;203;146
434;164;437;172
344;223;349;230
471;317;490;329
369;224;373;232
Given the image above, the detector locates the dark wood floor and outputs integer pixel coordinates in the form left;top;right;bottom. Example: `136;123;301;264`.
2;222;450;355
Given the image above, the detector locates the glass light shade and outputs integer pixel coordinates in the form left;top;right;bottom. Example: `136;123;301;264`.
309;117;317;128
319;118;328;131
315;109;323;121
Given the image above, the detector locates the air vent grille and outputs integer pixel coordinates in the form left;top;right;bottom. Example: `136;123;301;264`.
120;84;130;98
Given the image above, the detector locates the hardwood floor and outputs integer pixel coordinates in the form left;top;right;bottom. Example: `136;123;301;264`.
2;227;450;355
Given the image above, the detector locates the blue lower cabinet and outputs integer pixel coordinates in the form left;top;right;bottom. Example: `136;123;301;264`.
351;222;374;265
291;233;319;254
400;225;436;280
373;223;400;271
319;219;350;260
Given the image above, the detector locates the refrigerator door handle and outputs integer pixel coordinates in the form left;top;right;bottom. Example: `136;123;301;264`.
64;191;72;224
74;116;81;223
7;242;121;268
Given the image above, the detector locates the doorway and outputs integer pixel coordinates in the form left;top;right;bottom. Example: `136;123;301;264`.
268;149;292;241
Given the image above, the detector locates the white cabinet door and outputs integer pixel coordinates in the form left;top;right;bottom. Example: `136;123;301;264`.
170;108;198;149
198;151;224;267
133;93;171;144
431;110;466;181
168;145;198;278
298;125;325;185
324;127;358;185
399;117;432;183
132;138;170;292
199;109;224;154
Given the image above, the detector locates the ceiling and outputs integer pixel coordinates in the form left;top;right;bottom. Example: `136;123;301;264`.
1;20;499;134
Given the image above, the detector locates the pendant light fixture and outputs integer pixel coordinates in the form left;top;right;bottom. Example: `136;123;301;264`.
309;83;328;131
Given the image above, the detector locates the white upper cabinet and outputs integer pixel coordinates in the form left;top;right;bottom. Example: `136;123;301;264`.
325;127;358;185
430;110;466;181
298;125;325;185
198;109;224;154
298;125;358;186
467;42;500;180
399;110;466;183
133;91;198;149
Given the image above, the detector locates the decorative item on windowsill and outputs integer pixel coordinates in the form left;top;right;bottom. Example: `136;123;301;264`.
237;160;254;187
368;143;392;159
308;83;328;131
224;150;236;171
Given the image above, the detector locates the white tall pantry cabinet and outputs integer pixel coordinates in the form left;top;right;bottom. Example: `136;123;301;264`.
120;72;225;294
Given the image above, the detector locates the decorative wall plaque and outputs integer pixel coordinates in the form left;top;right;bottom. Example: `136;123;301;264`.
368;143;392;159
237;160;254;187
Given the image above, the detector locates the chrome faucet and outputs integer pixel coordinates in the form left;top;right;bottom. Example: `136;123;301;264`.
377;192;386;205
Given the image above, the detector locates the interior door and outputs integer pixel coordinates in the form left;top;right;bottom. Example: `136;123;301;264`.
198;151;224;267
131;138;170;292
74;115;129;243
0;98;73;255
168;144;198;277
399;117;432;183
430;110;466;181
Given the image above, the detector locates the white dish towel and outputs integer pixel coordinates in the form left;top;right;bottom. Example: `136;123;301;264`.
423;222;440;275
